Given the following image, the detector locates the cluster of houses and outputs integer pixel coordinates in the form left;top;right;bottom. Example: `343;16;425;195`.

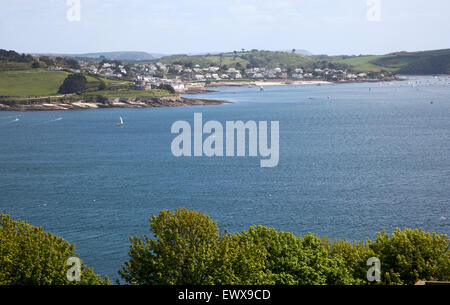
48;59;391;92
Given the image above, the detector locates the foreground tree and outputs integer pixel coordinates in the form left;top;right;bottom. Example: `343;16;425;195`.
0;214;109;285
120;208;220;285
119;208;269;285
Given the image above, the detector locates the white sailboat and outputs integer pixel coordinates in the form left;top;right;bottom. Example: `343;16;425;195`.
116;116;124;127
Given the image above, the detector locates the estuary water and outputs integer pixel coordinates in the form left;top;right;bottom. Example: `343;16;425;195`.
0;76;449;280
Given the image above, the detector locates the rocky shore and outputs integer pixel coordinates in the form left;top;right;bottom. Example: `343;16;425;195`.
0;96;228;111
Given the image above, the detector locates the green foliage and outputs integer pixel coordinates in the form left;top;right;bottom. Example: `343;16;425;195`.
0;69;69;97
121;209;450;286
211;233;271;285
157;83;175;94
119;208;271;285
95;95;108;104
98;81;106;90
324;238;375;284
58;73;87;94
397;55;450;74
2;208;449;286
31;61;40;69
39;56;55;67
325;228;450;285
0;49;34;63
119;208;221;285
158;50;314;69
370;228;450;284
58;57;81;70
331;49;450;74
0;214;109;285
237;226;354;285
120;209;354;285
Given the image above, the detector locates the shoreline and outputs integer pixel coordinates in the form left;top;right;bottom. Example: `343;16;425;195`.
0;96;229;112
0;77;405;112
205;80;332;87
183;77;402;91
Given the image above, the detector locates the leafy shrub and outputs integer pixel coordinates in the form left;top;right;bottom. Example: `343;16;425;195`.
96;95;108;104
157;84;176;94
58;74;87;94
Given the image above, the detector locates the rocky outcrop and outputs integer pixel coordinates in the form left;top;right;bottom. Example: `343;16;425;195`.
0;96;228;111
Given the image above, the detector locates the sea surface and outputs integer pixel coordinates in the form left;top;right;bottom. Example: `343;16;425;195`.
1;76;449;280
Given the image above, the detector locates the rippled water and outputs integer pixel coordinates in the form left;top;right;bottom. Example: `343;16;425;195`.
1;76;449;280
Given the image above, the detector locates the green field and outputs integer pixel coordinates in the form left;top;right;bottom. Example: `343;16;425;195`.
0;69;70;97
331;55;397;72
0;62;32;71
0;69;127;99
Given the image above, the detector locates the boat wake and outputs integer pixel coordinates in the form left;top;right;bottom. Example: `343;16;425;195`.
31;117;63;126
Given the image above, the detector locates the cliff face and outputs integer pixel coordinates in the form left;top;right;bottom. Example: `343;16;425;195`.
0;96;227;111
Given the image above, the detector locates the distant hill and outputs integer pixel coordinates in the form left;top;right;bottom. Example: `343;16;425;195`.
155;48;450;74
8;47;450;75
281;49;313;56
77;51;155;61
32;51;164;61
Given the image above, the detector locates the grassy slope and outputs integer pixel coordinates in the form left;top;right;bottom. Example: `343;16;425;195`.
0;68;133;100
331;49;450;73
0;62;32;71
0;69;70;97
157;51;315;68
331;55;397;72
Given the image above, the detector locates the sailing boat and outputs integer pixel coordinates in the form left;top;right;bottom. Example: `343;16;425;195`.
116;116;124;127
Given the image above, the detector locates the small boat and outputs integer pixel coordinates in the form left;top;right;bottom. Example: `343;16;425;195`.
259;86;264;91
116;116;124;127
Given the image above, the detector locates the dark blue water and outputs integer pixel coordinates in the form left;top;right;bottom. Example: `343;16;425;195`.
1;76;449;280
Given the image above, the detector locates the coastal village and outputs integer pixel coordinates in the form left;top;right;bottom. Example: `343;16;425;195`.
54;58;397;93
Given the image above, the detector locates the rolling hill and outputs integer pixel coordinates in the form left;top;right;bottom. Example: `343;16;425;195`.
331;49;450;74
32;51;161;61
156;51;315;69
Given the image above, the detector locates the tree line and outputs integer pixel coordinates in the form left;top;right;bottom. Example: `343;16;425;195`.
1;209;448;285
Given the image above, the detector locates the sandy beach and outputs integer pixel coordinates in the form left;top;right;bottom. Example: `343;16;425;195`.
203;80;332;87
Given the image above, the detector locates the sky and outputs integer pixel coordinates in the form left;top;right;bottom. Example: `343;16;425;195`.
1;0;449;56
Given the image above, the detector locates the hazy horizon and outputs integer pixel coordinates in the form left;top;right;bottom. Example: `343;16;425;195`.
1;0;449;56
